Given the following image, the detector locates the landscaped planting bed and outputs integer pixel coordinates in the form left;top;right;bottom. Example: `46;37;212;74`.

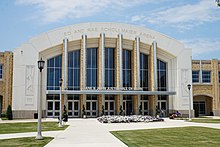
97;115;164;123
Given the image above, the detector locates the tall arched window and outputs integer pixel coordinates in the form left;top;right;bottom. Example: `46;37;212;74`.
157;59;167;91
140;53;148;91
87;48;97;88
105;48;115;87
123;49;132;87
47;55;62;90
68;50;80;90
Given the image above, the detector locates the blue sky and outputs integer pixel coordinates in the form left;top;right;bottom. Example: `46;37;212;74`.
0;0;219;59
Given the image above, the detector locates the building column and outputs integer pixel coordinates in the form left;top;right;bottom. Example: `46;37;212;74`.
133;36;140;90
98;33;105;116
119;34;123;114
81;34;87;90
149;41;157;116
63;37;68;107
133;37;140;115
116;33;123;114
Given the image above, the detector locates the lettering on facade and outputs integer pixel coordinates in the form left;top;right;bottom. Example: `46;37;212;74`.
63;27;155;39
25;65;35;96
83;87;142;91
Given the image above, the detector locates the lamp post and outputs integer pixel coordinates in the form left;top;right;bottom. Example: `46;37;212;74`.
187;84;191;120
36;58;45;140
58;78;63;127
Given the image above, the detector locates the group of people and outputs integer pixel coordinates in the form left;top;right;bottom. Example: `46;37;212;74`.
169;111;181;119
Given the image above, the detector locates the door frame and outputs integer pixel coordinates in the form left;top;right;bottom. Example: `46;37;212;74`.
68;99;80;117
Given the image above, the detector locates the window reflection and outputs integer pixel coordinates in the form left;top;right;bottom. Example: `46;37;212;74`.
157;59;167;91
68;50;80;90
123;49;132;87
87;48;97;88
47;55;62;90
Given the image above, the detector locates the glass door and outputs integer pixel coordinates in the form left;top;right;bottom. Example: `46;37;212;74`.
105;101;115;115
105;95;115;115
158;101;167;117
140;96;149;115
68;100;80;117
141;101;149;115
47;100;60;117
86;95;98;117
123;96;133;115
68;95;80;118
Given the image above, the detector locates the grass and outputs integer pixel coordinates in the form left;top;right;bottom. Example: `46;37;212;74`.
190;118;220;123
0;137;53;147
0;122;68;134
111;126;220;147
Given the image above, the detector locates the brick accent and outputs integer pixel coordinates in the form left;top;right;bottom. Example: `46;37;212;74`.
192;59;220;116
0;51;13;114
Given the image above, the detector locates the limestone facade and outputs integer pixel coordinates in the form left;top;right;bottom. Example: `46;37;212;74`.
12;23;191;118
0;51;13;115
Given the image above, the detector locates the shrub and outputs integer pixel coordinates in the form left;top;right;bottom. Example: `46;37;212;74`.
82;105;86;116
119;105;123;116
6;105;13;120
138;104;142;115
1;113;6;118
101;105;105;116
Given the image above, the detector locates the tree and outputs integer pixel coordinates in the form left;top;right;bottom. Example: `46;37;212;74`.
62;105;68;122
6;105;13;120
138;104;142;115
119;105;123;116
101;105;105;116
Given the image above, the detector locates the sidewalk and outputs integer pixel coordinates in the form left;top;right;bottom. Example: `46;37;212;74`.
45;119;127;147
1;118;220;147
0;131;62;140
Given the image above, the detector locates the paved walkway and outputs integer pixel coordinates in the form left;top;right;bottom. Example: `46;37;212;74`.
1;118;220;147
45;119;126;147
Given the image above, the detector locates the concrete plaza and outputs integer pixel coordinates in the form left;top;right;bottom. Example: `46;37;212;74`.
1;118;220;147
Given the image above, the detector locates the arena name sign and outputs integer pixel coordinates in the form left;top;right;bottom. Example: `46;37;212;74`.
83;87;143;91
64;27;155;39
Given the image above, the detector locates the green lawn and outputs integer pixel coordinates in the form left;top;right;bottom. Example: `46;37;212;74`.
111;127;220;147
190;118;220;123
0;122;68;134
0;137;53;147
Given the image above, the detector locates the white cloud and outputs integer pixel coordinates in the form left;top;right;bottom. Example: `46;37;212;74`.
181;38;220;59
16;0;158;23
131;0;219;30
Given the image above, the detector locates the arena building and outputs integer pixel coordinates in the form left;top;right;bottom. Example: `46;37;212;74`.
12;22;193;118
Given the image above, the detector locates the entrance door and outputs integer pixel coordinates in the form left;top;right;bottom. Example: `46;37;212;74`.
47;95;60;118
140;96;149;115
141;101;149;115
68;95;80;117
123;96;133;115
86;95;98;117
105;95;115;115
158;101;167;117
47;100;60;117
193;101;205;116
105;101;115;115
68;100;80;117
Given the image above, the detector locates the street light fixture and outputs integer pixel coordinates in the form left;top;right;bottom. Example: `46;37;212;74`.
36;58;45;140
187;84;191;120
59;78;63;127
